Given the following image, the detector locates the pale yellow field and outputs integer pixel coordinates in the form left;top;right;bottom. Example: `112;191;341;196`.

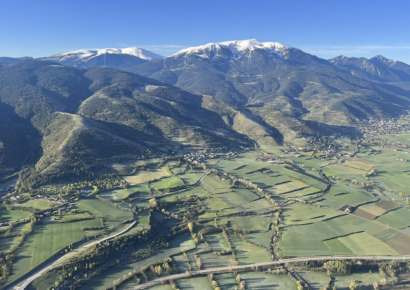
270;180;308;194
345;159;374;171
123;166;171;184
360;203;388;217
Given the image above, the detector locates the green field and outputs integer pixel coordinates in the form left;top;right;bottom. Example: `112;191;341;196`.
214;273;238;290
280;215;388;256
98;184;150;201
230;234;272;264
202;196;230;211
246;229;274;249
198;251;235;269
177;277;213;290
159;186;209;202
18;199;52;209
314;181;375;209
75;197;132;233
150;176;184;190
204;232;230;252
224;214;274;231
0;236;18;252
146;285;172;290
0;208;32;222
217;189;259;208
284;186;321;198
83;233;194;290
200;174;231;193
180;173;201;185
283;203;344;226
172;252;190;273
375;208;410;229
336;232;398;255
240;271;297;289
0;177;18;188
272;180;308;194
297;270;330;290
26;271;60;290
7;218;101;285
122;166;172;185
13;143;410;288
215;160;243;172
332;272;384;289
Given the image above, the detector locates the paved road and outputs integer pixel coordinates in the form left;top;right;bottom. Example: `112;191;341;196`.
10;219;137;290
129;255;409;289
11;147;235;289
132;146;235;201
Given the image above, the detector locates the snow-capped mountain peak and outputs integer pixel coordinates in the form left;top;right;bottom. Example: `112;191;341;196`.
48;47;163;61
172;39;293;59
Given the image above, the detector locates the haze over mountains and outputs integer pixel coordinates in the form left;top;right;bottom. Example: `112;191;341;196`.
1;39;410;188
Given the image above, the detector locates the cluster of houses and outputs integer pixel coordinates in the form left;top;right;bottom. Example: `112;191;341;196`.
33;194;70;203
183;149;225;164
10;195;23;201
359;118;410;135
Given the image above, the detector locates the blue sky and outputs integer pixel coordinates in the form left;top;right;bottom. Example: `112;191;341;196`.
1;0;410;63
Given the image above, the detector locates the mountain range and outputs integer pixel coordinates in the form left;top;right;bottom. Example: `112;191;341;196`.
2;39;410;188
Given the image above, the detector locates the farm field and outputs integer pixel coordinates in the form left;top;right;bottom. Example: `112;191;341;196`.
204;232;230;252
375;208;410;229
213;273;238;290
332;272;384;289
271;180;308;194
245;229;274;249
176;277;213;290
284;186;321;198
223;214;274;231
313;181;375;209
9;137;410;289
159;186;209;202
322;163;367;179
200;174;231;193
18;199;51;209
297;270;330;290
0;236;18;252
75;197;132;233
283;203;345;225
122;166;172;185
83;233;194;290
280;215;390;256
150;176;184;190
0;208;32;222
7;218;101;284
180;173;201;185
229;234;272;264
0;177;18;188
240;271;298;289
329;232;398;255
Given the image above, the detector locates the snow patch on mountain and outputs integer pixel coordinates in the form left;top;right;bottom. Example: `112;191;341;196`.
47;47;163;61
172;39;293;59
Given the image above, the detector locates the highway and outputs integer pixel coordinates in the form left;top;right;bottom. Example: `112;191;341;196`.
10;219;137;290
9;147;235;289
129;255;409;289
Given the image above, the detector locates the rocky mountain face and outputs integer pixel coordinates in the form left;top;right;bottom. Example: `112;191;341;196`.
2;40;410;188
330;55;410;83
0;60;246;189
126;39;410;139
38;47;163;70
